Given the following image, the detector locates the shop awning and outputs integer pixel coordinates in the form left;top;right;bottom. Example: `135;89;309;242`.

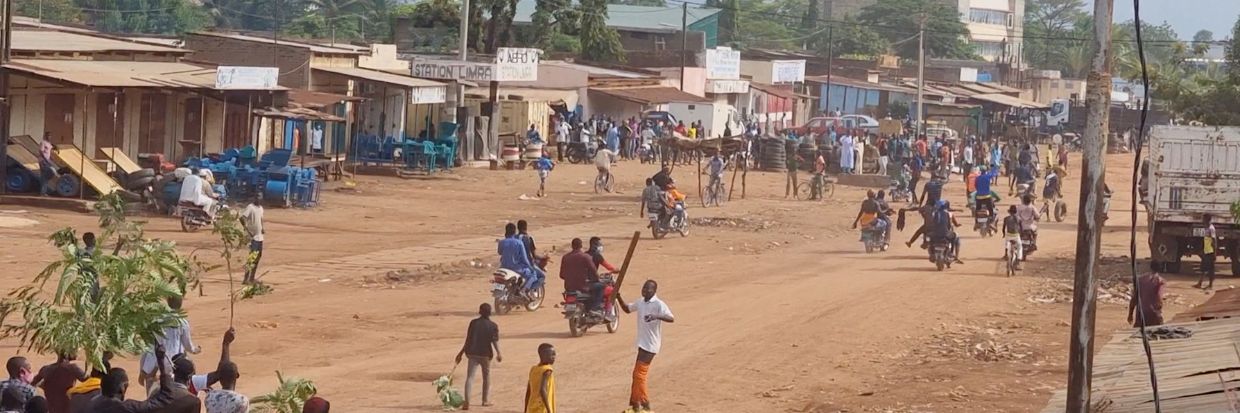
288;89;364;109
4;59;283;90
970;93;1048;109
748;82;797;100
590;86;707;105
464;87;580;107
312;66;446;89
253;106;345;122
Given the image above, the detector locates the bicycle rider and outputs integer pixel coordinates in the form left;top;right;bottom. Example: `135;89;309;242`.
1002;205;1023;269
812;151;827;199
707;153;727;193
594;146;618;187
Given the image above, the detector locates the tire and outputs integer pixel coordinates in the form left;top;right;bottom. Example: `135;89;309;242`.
568;317;583;337
936;260;946;271
797;182;811;200
824;183;835;199
5;168;34;192
1055;201;1068;222
567;151;583;164
55;175;81;197
495;296;512;315
128;168;156;180
524;285;545;311
117;189;142;203
652;226;665;240
605;306;619;333
865;243;874;253
1231;257;1240;276
181;215;200;233
126;176;155;191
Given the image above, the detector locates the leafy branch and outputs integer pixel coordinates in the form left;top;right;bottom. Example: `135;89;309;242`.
252;371;317;413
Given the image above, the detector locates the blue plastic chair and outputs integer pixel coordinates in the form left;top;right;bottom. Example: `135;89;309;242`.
421;141;439;173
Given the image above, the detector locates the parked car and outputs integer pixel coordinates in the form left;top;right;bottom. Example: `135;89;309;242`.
840;114;880;134
783;117;841;137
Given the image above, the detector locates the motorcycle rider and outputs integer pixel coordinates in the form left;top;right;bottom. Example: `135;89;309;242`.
1002;205;1024;268
852;190;881;234
1016;195;1041;256
930;200;964;264
904;173;946;248
974;165;1000;230
498;223;543;298
179;169;218;218
560;238;603;315
587;236;619;273
1014;161;1036;198
516;220;547;270
874;190;893;244
1043;167;1063;201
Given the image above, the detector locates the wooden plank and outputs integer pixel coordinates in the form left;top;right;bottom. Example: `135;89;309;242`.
6;144;40;171
10;135;39;155
53;144;121;195
98;147;142;174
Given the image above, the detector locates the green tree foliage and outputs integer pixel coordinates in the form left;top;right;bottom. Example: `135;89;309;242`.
1192;29;1213;56
799;0;817;49
252;372;318;413
82;0;209;34
0;195;199;371
16;0;81;24
1022;0;1088;71
578;0;625;62
730;0;803;49
818;16;887;58
1229;16;1240;83
857;0;973;59
609;0;665;6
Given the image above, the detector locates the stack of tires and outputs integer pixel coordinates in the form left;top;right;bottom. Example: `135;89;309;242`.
760;139;786;171
115;168;157;205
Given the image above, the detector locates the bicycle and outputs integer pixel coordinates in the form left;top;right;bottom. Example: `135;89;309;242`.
1003;237;1020;277
704;176;726;207
796;174;835;200
594;170;614;193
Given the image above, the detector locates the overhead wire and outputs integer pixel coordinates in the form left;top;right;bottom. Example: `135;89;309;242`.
1128;0;1162;409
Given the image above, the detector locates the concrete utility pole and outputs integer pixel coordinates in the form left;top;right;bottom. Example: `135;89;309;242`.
916;14;926;136
824;25;833;117
445;0;470;125
0;0;11;195
680;2;687;91
1065;0;1114;411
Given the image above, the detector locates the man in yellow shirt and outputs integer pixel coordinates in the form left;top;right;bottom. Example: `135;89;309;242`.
524;343;556;413
1196;214;1218;290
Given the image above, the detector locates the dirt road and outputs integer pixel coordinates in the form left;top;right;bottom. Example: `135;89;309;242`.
0;153;1221;412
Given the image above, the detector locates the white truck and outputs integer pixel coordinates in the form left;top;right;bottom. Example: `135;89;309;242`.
665;102;741;138
1144;125;1240;274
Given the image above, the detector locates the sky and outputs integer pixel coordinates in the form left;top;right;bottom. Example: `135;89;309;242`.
1099;0;1239;40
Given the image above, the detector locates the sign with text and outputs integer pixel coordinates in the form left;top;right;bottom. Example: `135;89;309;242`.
705;79;750;94
495;47;541;82
215;66;279;90
410;86;447;104
412;60;496;82
770;60;806;84
705;47;741;80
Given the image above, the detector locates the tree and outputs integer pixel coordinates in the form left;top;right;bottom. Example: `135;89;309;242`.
799;0;818;49
0;195;200;370
609;0;665;6
1022;0;1087;70
84;0;209;34
856;0;973;59
1228;16;1240;83
818;17;887;57
1192;29;1214;56
15;0;81;24
717;0;738;46
730;0;802;49
578;0;625;62
252;372;317;413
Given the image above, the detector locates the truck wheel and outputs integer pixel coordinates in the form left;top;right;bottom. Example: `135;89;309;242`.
1232;258;1240;276
1150;260;1181;274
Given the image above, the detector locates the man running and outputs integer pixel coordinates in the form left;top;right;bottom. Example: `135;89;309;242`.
534;154;554;198
619;280;674;413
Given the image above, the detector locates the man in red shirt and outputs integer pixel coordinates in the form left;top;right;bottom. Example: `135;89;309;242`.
560;238;601;312
1128;272;1166;327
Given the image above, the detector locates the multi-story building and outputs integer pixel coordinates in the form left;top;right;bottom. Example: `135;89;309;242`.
820;0;1024;63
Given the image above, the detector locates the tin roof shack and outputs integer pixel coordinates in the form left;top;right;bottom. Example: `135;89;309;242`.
184;32;365;89
4;28;283;163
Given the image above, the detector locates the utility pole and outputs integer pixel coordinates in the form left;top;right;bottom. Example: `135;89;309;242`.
1065;0;1113;411
916;13;926;136
0;0;11;196
679;2;687;91
824;25;833;117
445;0;470;126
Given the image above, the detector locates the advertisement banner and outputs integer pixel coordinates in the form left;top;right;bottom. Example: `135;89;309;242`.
215;66;279;90
705;79;750;94
412;61;496;82
705;47;741;80
496;47;541;82
770;60;806;84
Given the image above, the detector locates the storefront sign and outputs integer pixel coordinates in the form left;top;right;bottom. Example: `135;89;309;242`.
770;60;806;84
705;79;750;94
411;60;496;82
215;66;279;90
496;47;541;82
705;47;741;80
410;86;447;104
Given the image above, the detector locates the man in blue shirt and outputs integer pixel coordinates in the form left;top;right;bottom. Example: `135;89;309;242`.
930;200;963;263
1014;162;1036;197
974;166;1000;221
606;123;620;153
498;223;543;295
526;124;542;144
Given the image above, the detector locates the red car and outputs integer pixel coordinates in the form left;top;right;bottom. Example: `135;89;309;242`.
784;117;842;137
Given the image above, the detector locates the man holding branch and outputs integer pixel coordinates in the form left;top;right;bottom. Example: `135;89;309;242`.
617;280;675;413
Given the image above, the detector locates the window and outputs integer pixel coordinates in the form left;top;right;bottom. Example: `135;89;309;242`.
969;8;1010;25
1050;81;1059;89
972;40;1005;59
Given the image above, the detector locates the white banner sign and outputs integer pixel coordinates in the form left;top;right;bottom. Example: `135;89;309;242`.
412;61;496;82
410;86;447;104
495;47;541;82
215;66;279;90
705;47;741;80
705;79;750;94
770;60;806;84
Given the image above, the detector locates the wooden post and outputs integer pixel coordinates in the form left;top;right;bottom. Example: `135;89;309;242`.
1065;1;1114;411
728;151;739;202
613;231;641;314
741;150;748;198
697;152;704;207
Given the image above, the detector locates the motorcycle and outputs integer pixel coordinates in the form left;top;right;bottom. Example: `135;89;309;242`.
176;202;225;233
566;135;600;164
638;143;656;164
929;238;955;271
1020;229;1038;260
491;268;546;315
649;202;690;239
861;219;888;253
973;207;996;238
562;273;620;337
889;181;912;203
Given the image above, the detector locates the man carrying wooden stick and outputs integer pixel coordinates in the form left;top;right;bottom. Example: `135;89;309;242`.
618;280;674;413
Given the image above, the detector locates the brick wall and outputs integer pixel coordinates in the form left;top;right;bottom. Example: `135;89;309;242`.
183;34;312;89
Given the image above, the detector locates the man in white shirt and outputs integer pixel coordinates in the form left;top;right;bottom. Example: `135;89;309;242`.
619;280;674;413
239;202;265;284
179;170;217;216
310;123;324;153
140;296;202;394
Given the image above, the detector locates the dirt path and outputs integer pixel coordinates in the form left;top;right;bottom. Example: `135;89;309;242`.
0;153;1222;412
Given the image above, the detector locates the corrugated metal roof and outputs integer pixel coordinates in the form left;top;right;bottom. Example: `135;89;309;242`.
312;66;446;88
13;30;186;53
1042;317;1240;413
970;93;1048;109
805;75;914;94
190;32;366;55
591;86;708;105
513;0;720;32
288;89;363;109
4;59;283;90
543;61;652;79
1173;288;1240;322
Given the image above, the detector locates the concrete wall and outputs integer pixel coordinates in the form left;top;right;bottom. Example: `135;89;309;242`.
740;60;775;84
618;30;705;52
184;34;313;88
358;44;407;71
